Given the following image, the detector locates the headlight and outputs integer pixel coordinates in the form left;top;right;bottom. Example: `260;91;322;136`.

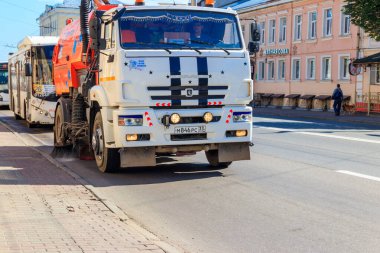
233;112;252;122
118;115;143;126
203;112;213;123
170;113;181;124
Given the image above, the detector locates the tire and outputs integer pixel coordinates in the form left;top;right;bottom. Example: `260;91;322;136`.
14;113;21;120
92;111;120;173
26;122;35;128
205;150;232;168
13;98;21;120
54;104;70;147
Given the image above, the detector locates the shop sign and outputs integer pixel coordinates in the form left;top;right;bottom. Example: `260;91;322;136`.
264;48;289;55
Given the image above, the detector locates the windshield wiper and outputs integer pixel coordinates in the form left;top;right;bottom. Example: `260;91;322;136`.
160;42;202;55
125;42;172;54
190;39;230;55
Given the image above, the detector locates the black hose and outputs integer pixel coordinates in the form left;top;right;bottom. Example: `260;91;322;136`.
80;0;90;57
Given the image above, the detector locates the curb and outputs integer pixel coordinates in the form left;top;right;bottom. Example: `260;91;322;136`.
253;109;380;127
0;119;184;253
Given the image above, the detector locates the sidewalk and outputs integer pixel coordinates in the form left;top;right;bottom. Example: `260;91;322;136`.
253;107;380;126
0;123;167;253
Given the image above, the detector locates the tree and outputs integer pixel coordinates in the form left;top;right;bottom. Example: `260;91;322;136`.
344;0;380;41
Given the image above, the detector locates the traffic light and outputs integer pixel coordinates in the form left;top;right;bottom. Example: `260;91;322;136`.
248;22;260;55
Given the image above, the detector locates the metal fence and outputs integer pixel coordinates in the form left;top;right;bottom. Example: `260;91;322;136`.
356;92;380;114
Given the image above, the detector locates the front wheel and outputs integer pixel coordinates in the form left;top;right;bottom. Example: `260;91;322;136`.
92;111;120;173
205;150;232;168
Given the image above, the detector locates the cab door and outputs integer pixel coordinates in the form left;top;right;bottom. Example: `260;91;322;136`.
99;22;117;87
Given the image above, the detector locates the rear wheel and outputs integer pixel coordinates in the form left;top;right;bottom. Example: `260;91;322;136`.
13;98;21;120
92;111;120;173
205;150;232;168
54;104;70;147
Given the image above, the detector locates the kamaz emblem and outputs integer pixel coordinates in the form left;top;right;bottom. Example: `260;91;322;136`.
185;88;194;97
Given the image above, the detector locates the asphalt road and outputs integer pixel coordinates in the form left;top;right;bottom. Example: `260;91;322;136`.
1;109;380;253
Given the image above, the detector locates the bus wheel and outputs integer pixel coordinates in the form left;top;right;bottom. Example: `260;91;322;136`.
54;104;69;147
26;122;35;128
92;111;119;173
205;150;232;168
13;98;21;120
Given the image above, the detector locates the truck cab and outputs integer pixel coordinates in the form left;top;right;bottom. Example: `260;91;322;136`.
53;2;254;172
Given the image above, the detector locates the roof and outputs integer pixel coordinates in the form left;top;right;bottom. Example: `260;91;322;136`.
18;36;59;50
285;94;300;99
353;52;380;65
226;0;268;10
300;95;315;100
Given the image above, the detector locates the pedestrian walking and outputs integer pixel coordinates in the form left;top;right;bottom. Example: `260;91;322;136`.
332;84;343;116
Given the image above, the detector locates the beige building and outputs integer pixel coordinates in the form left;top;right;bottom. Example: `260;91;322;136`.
234;0;380;112
37;0;81;37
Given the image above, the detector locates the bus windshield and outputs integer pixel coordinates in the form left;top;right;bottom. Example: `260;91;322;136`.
0;70;8;93
32;46;56;101
119;10;242;50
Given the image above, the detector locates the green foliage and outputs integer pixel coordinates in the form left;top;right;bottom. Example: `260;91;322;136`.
344;0;380;41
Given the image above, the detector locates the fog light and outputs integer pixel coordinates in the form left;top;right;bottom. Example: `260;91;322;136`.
236;130;247;137
170;113;181;124
203;112;213;123
126;134;138;141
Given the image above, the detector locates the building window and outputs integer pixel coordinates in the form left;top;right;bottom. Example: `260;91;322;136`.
258;61;265;80
279;17;287;43
341;11;351;35
370;66;380;85
322;57;331;80
268;61;275;80
306;58;316;80
292;59;300;80
323;8;333;37
269;19;276;44
259;21;265;44
294;14;302;41
278;60;285;80
308;11;317;39
339;56;350;80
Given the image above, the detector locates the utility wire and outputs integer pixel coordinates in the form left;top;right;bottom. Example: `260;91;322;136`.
0;0;41;14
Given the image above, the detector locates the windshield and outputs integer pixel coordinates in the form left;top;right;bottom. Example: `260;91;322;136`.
119;10;242;50
0;70;8;93
32;46;56;101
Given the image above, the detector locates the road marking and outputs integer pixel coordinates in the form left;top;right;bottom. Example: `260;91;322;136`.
336;170;380;183
254;126;380;144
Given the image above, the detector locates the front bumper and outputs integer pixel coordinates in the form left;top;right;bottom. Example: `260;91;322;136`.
111;106;252;148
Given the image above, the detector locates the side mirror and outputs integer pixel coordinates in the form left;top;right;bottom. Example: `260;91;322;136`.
25;63;32;77
250;22;260;42
248;41;260;55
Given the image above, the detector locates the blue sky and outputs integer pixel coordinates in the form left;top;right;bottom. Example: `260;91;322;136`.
0;0;188;62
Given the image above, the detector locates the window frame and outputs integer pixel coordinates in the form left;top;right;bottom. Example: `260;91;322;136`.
259;21;265;45
279;17;287;43
292;58;301;80
306;57;316;80
340;10;351;35
257;61;265;80
338;55;350;80
267;60;275;80
321;56;332;80
268;19;276;44
308;11;317;40
323;8;333;37
294;14;302;41
278;59;286;80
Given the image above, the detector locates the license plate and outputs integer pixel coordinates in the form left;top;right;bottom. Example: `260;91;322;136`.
174;126;206;134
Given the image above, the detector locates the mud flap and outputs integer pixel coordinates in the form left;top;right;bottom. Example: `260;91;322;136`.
120;147;156;168
218;142;250;163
